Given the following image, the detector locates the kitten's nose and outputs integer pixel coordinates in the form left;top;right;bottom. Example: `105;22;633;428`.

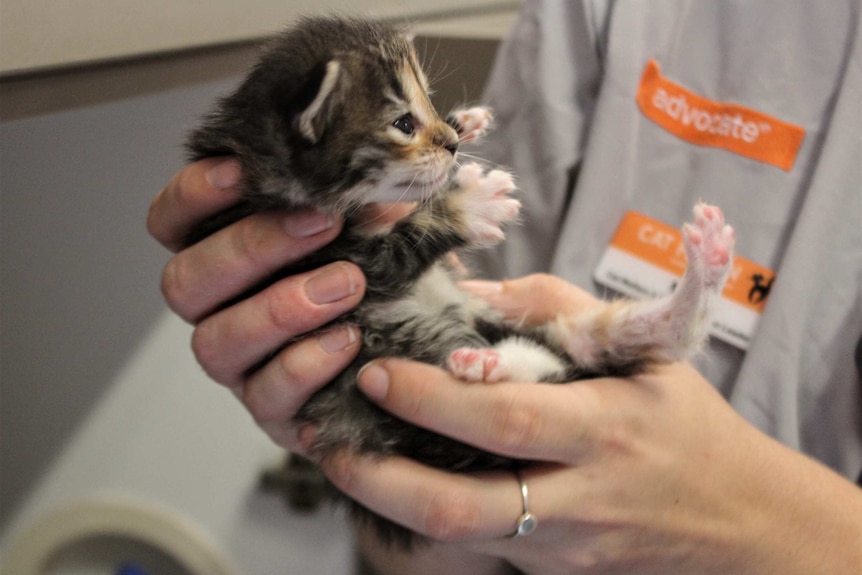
436;126;459;156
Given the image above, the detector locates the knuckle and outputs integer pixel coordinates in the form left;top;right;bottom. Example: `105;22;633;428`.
532;272;557;284
272;346;307;388
324;452;356;493
242;382;282;424
488;392;543;454
147;174;184;249
145;191;166;242
190;321;229;383
231;216;272;269
160;257;196;320
174;164;201;205
245;352;309;424
526;273;558;293
264;282;306;332
598;419;640;456
423;490;482;542
394;373;430;420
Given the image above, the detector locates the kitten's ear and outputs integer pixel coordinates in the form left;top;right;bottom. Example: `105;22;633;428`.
297;60;344;144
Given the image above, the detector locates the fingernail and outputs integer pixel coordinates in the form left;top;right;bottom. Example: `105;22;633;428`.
318;324;358;354
206;159;241;189
284;211;336;238
357;362;389;402
305;263;358;304
458;280;503;299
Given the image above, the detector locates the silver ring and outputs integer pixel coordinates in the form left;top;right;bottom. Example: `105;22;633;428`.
512;470;537;537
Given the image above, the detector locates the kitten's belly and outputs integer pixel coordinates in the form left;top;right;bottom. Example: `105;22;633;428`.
365;263;469;321
358;263;489;363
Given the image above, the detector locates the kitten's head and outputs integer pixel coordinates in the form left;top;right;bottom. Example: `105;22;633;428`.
190;17;460;213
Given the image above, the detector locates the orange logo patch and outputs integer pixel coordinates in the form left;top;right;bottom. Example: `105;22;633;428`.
609;211;775;313
636;60;805;171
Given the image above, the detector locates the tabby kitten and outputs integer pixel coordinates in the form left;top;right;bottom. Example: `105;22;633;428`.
185;16;736;546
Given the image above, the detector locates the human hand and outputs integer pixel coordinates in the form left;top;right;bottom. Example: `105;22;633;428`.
320;275;862;575
147;158;365;453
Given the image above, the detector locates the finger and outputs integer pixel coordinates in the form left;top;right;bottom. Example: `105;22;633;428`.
148;158;244;252
464;464;587;561
191;262;365;386
321;451;528;542
459;273;599;325
357;359;597;463
355;202;417;226
161;209;341;323
243;324;361;453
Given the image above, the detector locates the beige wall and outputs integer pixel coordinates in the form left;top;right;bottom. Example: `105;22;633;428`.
0;0;519;76
0;20;504;546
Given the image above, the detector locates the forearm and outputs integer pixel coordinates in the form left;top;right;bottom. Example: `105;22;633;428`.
354;519;516;575
734;436;862;575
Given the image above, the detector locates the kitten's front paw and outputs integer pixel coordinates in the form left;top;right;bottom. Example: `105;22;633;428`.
683;202;736;290
453;163;520;244
447;107;493;143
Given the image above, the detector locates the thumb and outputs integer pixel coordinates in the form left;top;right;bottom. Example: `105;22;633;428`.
460;273;598;326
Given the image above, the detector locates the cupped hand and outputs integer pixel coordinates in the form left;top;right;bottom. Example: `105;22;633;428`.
319;275;862;575
324;359;758;574
147;158;365;453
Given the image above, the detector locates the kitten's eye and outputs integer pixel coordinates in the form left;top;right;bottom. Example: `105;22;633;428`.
392;114;415;135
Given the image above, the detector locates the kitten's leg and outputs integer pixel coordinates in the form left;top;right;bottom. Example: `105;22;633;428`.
556;202;735;373
449;203;734;382
447;107;493;143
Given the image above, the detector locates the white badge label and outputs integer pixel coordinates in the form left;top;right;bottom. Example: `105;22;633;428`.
594;212;775;350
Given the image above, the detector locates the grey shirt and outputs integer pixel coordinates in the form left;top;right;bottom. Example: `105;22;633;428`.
472;0;862;480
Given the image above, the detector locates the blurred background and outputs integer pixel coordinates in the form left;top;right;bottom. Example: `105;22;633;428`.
0;1;522;573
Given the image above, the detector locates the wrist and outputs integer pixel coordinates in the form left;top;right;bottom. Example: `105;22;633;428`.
728;433;862;575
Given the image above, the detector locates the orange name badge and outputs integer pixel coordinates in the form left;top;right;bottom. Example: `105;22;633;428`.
636;60;805;171
594;211;776;350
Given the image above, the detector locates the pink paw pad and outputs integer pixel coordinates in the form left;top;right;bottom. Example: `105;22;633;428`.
454;162;483;188
454;163;520;245
686;202;736;287
448;348;504;382
698;205;722;223
684;225;703;246
449;107;492;143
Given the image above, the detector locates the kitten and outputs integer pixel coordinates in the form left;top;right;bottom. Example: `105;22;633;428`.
185;16;736;546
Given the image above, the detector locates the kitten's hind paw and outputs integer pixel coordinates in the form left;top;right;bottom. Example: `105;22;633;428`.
447;107;493;143
452;163;520;245
684;202;736;290
448;339;569;383
448;348;506;382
